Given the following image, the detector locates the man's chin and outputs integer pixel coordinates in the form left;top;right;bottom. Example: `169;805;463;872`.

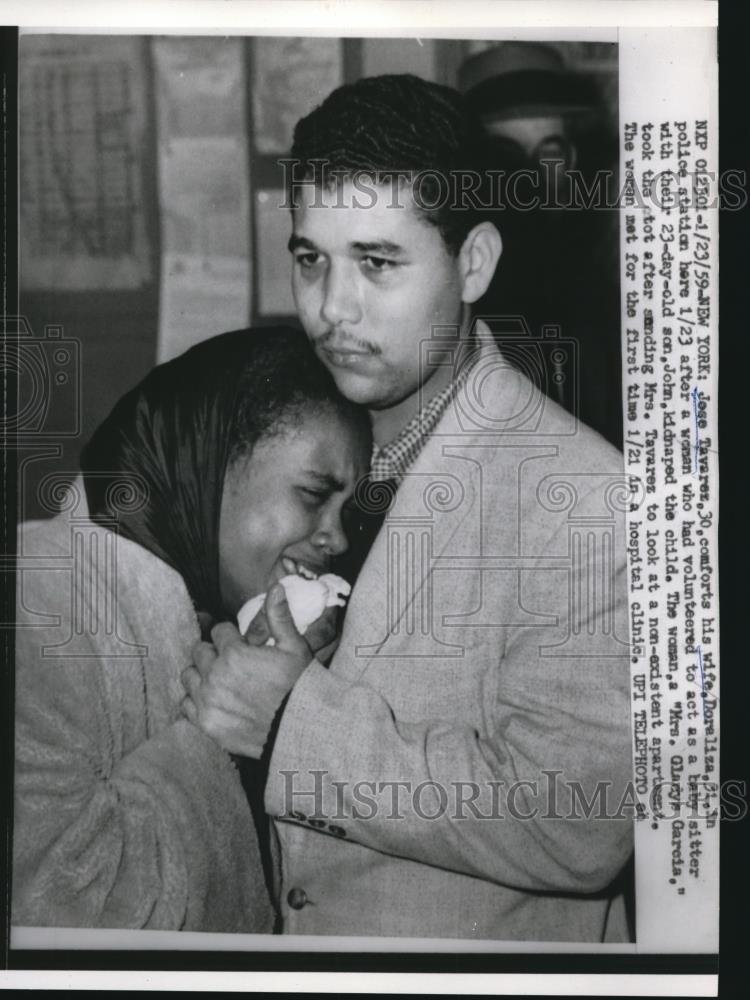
325;367;386;407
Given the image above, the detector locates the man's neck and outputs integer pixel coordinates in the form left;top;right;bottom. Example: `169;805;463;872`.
369;319;476;448
370;362;455;447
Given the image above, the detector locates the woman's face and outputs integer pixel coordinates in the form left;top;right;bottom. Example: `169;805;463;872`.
218;407;370;616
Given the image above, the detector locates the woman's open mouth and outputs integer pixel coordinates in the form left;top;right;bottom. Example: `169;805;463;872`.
280;555;323;580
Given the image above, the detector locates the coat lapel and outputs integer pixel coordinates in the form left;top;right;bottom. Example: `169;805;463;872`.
338;336;525;673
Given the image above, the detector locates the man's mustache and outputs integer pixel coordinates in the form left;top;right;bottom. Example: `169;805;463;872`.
313;330;381;356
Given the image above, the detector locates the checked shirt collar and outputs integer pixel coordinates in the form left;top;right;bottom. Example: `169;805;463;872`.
369;345;478;484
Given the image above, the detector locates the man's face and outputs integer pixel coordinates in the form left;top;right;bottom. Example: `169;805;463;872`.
484;115;571;165
290;180;466;411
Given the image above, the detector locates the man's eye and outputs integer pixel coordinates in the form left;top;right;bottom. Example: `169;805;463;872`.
361;255;396;273
295;252;321;269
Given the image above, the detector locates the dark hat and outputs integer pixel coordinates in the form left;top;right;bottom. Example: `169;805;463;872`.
459;42;599;121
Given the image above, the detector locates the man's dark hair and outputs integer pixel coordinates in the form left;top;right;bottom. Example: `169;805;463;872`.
290;73;499;255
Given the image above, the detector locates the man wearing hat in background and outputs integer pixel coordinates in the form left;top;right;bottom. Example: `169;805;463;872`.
459;41;622;449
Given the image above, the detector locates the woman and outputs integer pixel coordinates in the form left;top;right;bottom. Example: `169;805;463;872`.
13;327;371;932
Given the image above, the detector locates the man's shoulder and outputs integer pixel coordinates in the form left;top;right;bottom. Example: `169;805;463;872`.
439;340;623;475
535;389;623;473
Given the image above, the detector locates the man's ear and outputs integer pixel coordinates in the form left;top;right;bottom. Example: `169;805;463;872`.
458;222;503;304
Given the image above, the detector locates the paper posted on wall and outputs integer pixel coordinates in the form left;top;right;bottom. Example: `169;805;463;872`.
152;37;251;362
19;35;152;291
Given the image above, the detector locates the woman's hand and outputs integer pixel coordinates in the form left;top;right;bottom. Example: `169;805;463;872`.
242;601;339;658
181;584;315;758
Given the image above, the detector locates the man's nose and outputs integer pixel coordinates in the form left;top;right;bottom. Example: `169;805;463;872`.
320;264;361;327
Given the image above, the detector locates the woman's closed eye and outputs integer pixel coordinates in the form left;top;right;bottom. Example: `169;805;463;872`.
298;486;330;506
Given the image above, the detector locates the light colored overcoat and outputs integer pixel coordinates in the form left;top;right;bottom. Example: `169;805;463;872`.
266;338;634;942
14;502;273;933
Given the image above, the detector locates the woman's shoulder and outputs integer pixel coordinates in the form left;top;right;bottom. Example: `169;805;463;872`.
19;505;185;589
17;504;197;635
18;511;74;554
16;498;200;714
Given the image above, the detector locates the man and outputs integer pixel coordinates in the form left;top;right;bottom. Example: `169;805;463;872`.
183;74;633;942
458;41;600;169
459;41;623;447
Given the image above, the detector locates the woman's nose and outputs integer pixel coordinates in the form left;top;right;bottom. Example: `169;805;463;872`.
320;265;361;327
313;512;348;558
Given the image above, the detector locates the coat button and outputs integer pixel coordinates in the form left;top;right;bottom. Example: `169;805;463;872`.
287;888;308;910
328;825;346;837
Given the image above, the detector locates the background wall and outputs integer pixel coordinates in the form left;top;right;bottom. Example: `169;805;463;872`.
17;35;619;520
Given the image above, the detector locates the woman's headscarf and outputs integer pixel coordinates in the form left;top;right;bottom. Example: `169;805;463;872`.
80;326;313;621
